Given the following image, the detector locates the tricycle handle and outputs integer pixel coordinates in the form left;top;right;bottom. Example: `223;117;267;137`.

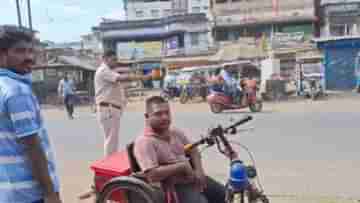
224;115;253;133
184;116;253;155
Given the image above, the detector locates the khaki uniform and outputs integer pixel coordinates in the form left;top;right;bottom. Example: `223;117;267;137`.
94;63;128;156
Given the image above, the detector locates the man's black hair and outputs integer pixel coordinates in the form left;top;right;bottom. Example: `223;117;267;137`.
145;96;168;111
0;25;34;49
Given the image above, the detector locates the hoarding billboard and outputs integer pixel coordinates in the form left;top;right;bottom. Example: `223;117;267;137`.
117;41;162;59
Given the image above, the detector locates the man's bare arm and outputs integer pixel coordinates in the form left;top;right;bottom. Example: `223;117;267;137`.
189;148;205;174
146;161;193;183
18;134;56;196
114;67;132;73
115;73;151;82
188;148;208;191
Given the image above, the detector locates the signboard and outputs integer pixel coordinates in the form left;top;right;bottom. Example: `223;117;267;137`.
216;0;314;25
117;41;162;60
326;3;360;14
31;70;45;82
271;32;305;48
273;32;304;43
167;36;179;50
164;36;180;56
302;63;322;75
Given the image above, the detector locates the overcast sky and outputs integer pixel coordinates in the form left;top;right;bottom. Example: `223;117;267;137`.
0;0;125;42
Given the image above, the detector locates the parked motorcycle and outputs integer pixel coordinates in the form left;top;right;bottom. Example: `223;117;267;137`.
160;86;181;101
179;83;208;104
207;82;262;114
303;75;325;101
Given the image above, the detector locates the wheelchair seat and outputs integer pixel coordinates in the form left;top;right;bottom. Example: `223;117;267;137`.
126;142;141;173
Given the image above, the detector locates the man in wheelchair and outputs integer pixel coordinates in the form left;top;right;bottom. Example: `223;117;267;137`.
133;96;226;203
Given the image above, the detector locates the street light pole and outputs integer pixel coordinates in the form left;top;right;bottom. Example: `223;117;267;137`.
27;0;33;30
16;0;22;27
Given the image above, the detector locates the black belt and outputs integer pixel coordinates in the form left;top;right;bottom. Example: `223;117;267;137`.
99;102;122;110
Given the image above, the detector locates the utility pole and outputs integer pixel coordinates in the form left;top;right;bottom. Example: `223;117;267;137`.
27;0;33;30
16;0;22;27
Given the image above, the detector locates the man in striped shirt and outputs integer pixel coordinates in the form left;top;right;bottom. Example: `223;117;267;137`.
0;25;61;203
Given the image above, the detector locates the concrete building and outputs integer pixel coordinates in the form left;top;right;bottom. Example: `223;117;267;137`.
93;13;211;60
319;0;360;37
124;0;214;49
313;0;360;90
188;0;213;45
126;0;173;20
188;0;212;19
46;42;84;50
80;32;103;53
213;0;318;41
126;0;212;20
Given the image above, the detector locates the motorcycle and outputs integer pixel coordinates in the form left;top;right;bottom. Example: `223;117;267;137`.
207;81;262;114
83;116;269;203
302;75;325;101
160;86;181;101
179;83;208;104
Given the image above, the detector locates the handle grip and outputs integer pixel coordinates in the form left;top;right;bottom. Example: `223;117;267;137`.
184;144;194;153
184;140;204;154
224;116;253;132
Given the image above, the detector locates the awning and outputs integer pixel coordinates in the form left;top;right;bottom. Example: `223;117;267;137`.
57;56;98;71
164;59;218;70
312;35;360;43
296;50;323;63
163;41;267;69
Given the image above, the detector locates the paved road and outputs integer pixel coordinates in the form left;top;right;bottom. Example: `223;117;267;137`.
44;95;360;202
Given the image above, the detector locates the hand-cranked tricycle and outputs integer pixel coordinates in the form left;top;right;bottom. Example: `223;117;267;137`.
81;115;269;203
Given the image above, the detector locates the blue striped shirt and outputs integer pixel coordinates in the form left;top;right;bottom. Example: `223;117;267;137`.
58;78;75;97
0;69;60;203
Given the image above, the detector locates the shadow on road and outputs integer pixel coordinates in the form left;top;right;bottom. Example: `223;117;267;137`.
219;110;276;115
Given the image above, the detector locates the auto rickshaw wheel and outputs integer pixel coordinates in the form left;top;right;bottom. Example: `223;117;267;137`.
210;103;223;113
249;101;262;113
